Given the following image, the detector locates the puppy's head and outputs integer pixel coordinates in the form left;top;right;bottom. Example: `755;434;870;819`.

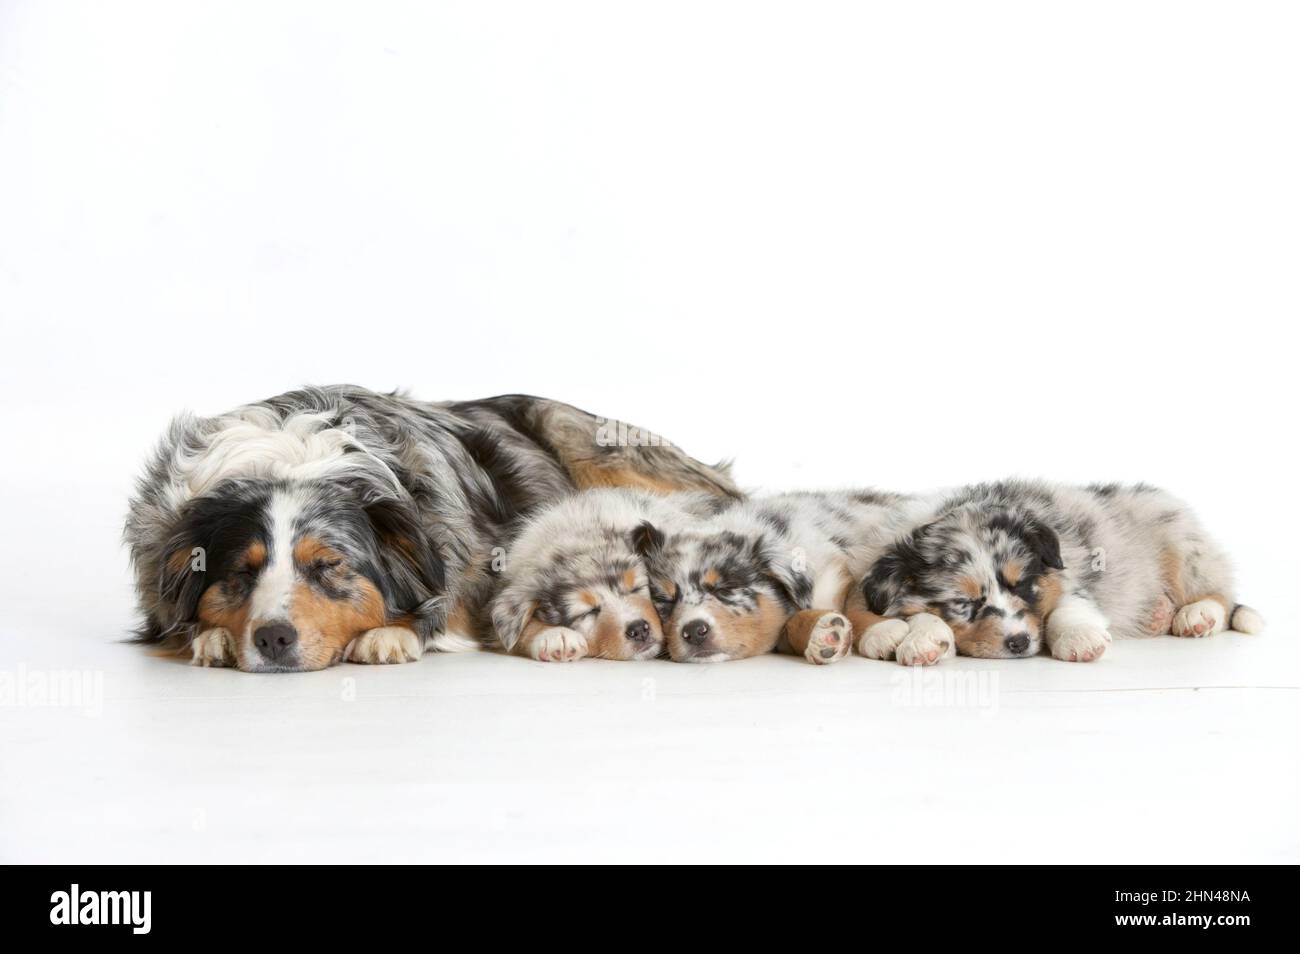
160;477;444;671
863;506;1065;659
643;527;811;663
492;523;665;660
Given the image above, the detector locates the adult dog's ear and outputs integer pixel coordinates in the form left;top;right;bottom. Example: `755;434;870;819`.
364;495;447;631
491;594;537;653
158;541;208;629
1023;519;1065;570
863;528;929;615
753;537;814;611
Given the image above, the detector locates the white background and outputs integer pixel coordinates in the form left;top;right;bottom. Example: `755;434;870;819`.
1;2;1297;863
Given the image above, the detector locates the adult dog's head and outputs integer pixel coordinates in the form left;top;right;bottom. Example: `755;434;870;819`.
863;505;1065;659
127;404;445;671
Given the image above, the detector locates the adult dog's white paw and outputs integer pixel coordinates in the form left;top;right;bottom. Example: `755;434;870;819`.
529;627;588;663
344;626;423;664
896;613;954;667
190;628;235;667
805;612;852;665
1171;599;1226;638
856;618;910;660
1049;624;1110;662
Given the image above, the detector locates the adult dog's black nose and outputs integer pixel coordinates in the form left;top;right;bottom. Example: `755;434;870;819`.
254;622;299;660
625;619;651;642
682;620;710;645
1005;633;1030;655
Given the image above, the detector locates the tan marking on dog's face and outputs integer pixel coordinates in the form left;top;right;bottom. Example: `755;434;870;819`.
194;540;269;641
555;583;663;660
197;538;387;671
656;579;679;602
1001;559;1024;587
701;568;721;588
664;591;787;661
587;592;664;660
238;541;266;570
293;536;342;566
197;584;253;643
621;568;638;591
957;575;981;598
287;577;386;669
949;570;1061;658
1036;572;1063;616
949;611;1041;658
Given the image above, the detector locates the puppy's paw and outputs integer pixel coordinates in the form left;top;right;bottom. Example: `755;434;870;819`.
895;613;954;667
344;626;423;664
529;627;588;663
804;612;852;665
190;628;235;667
856;618;910;660
1049;624;1110;662
1172;599;1226;638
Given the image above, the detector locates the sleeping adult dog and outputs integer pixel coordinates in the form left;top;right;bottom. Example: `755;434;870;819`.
124;385;738;672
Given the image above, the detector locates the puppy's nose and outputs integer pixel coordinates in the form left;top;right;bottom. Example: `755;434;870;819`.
682;620;711;645
254;622;299;660
1005;633;1030;655
625;619;651;642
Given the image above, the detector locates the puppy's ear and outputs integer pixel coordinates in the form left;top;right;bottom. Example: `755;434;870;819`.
364;495;447;630
753;537;813;610
491;596;537;653
629;521;665;557
863;528;929;615
1023;520;1065;570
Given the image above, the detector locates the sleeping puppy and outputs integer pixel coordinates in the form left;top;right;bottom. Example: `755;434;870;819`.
640;490;949;665
490;490;721;661
861;479;1265;662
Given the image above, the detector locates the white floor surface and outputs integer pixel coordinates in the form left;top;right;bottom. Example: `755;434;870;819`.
3;624;1296;863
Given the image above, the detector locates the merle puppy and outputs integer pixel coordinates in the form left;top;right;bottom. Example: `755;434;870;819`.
861;480;1264;662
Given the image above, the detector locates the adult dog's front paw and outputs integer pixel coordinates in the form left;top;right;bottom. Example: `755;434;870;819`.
344;626;423;664
191;628;235;667
805;612;852;664
895;613;954;666
528;627;588;662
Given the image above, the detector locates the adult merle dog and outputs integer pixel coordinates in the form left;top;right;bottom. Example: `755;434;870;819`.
125;385;738;672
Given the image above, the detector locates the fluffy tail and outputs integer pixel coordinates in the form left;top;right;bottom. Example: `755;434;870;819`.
1229;604;1266;634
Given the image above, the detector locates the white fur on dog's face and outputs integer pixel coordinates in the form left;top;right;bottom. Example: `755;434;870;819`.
165;478;443;672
